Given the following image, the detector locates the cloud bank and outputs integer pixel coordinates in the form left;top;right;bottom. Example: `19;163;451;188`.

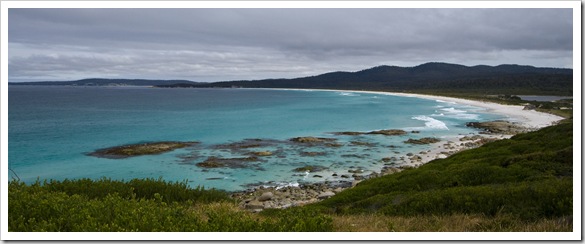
8;8;573;82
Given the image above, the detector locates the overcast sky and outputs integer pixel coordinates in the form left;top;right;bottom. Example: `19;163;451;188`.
8;8;573;82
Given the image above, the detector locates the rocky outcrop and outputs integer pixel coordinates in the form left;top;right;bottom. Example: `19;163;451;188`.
366;129;407;136
404;137;440;145
466;120;529;135
88;141;199;159
332;129;407;136
232;166;405;211
290;137;337;143
290;137;342;147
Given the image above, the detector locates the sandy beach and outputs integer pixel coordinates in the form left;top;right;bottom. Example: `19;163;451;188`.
270;88;565;129
234;88;567;210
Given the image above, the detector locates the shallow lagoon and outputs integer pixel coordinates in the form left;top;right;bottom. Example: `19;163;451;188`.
8;86;505;191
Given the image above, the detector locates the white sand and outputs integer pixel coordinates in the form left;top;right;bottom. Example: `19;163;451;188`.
301;89;565;129
269;88;565;129
370;91;564;129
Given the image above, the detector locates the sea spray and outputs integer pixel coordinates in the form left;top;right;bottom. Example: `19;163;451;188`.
410;115;449;130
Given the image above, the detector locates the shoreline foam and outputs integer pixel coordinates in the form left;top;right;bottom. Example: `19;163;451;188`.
279;88;564;129
234;88;566;210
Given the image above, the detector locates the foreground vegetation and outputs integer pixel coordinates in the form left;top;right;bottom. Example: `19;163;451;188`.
8;178;332;231
9;121;573;232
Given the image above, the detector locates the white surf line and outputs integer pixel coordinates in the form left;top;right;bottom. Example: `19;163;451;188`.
259;88;565;129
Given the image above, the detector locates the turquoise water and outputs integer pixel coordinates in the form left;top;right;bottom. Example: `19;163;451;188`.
8;86;504;191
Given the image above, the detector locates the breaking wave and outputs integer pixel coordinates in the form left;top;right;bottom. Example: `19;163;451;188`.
434;107;480;120
411;115;449;130
338;92;359;96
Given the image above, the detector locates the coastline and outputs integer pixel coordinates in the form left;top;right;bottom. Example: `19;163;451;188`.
266;88;564;129
233;88;566;211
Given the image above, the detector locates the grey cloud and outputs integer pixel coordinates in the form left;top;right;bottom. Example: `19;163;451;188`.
8;8;573;82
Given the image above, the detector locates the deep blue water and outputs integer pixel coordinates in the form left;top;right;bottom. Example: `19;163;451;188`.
8;86;504;191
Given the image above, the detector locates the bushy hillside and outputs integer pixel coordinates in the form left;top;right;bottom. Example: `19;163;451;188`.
309;120;573;221
174;62;572;95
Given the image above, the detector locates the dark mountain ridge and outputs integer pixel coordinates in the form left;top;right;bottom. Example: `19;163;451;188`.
167;62;572;95
10;62;573;95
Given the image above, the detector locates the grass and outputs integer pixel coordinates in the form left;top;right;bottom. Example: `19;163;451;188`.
332;214;573;232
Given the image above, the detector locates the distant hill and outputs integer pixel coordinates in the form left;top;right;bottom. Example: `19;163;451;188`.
158;62;572;95
10;62;572;95
9;78;199;87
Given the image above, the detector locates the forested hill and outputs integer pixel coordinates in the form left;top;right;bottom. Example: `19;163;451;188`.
9;78;198;87
159;62;572;95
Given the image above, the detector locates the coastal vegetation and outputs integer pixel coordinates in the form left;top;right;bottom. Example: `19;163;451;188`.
9;120;573;232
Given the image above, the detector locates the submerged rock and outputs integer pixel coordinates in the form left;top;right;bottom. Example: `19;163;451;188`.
196;156;261;169
214;138;280;151
332;131;363;136
292;165;328;173
366;129;407;136
350;141;377;147
300;151;327;157
88;141;199;159
290;137;337;143
249;151;273;156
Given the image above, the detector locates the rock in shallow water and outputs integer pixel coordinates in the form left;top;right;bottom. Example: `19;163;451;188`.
404;137;440;145
88;141;199;159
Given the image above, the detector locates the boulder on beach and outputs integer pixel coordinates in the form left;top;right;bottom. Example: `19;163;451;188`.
466;120;528;135
317;191;335;199
258;192;274;201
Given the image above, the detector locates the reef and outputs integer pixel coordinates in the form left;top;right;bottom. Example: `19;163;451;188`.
88;141;199;159
292;165;328;173
196;156;262;169
332;129;407;136
404;137;441;145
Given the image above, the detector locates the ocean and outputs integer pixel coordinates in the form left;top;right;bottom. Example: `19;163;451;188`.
8;86;505;191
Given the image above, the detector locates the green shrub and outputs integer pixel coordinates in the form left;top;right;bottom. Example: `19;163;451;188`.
9;179;333;232
313;122;573;221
